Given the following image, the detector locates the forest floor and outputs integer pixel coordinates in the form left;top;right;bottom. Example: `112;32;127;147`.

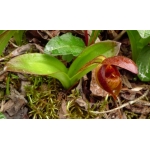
0;30;150;119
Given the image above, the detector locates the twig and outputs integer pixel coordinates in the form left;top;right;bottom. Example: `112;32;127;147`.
9;40;19;48
90;89;149;114
117;96;127;119
113;30;126;41
34;44;44;53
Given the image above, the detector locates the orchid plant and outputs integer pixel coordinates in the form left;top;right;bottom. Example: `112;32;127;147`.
3;31;138;100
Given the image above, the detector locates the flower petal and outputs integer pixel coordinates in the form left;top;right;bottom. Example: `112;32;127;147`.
102;56;138;74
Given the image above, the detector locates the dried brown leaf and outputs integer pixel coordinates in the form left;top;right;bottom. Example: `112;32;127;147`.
121;75;132;88
90;68;108;97
75;97;87;110
42;30;60;38
2;87;28;117
1;100;14;112
59;99;67;119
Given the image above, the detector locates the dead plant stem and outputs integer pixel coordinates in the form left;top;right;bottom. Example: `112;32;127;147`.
113;30;126;41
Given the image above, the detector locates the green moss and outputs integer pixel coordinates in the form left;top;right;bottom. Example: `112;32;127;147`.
25;76;62;119
124;110;139;119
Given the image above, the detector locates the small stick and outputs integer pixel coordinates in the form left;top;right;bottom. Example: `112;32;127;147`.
90;90;149;114
113;30;126;41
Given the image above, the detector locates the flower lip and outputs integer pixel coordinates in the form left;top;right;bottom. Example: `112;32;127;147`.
95;64;122;100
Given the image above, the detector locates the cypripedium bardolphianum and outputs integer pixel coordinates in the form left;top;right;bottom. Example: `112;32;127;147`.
95;56;138;100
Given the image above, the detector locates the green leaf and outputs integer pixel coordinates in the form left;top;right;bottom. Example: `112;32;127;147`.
136;46;150;81
0;112;6;119
126;30;141;61
70;63;98;86
0;30;5;34
44;32;85;56
68;40;121;77
127;30;150;61
0;30;16;55
88;30;101;45
62;54;74;62
138;30;150;49
13;30;25;46
5;53;71;89
138;30;150;39
5;53;68;74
